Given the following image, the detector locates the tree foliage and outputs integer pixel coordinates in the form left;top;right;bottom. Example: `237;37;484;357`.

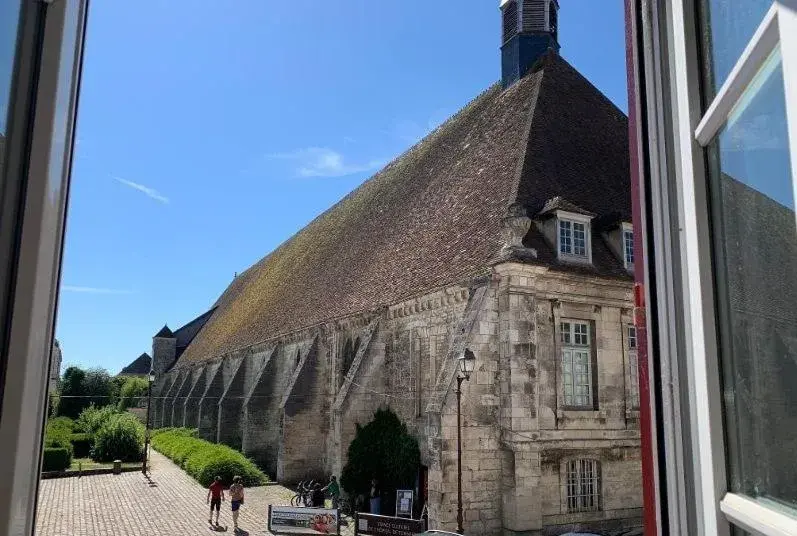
118;377;149;410
92;412;144;462
57;366;118;418
340;408;420;498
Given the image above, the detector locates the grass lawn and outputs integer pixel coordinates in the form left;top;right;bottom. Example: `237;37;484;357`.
70;458;142;471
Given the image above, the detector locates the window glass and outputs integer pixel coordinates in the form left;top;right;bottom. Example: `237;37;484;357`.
559;220;572;254
566;459;600;513
699;0;773;97
624;230;634;266
707;47;797;513
573;222;586;256
1;0;21;136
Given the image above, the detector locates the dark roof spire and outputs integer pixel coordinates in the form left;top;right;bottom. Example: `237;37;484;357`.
154;324;173;338
500;0;560;88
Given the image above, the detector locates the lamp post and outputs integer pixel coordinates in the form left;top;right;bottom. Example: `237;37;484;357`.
142;372;155;475
456;348;476;534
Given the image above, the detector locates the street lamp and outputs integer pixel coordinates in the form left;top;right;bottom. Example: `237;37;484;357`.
142;372;155;475
455;348;476;534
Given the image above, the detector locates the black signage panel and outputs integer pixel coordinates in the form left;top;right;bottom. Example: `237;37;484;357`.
355;513;426;536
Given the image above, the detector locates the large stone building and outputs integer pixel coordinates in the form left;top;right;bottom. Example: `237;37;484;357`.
148;2;643;534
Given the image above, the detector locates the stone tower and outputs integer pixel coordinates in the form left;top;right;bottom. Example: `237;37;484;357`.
151;325;176;376
500;0;560;87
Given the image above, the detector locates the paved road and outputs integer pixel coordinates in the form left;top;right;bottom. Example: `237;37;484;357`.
36;449;353;536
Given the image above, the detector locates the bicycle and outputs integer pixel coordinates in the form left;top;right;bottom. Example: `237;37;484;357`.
290;480;316;506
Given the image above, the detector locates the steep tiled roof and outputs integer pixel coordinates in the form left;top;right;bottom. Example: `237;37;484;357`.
173;308;216;358
177;53;630;364
120;353;152;376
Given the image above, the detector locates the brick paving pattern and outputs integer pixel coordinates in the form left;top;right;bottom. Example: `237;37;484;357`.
36;450;354;536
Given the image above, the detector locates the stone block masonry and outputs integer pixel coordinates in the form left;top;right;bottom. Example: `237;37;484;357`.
153;264;641;535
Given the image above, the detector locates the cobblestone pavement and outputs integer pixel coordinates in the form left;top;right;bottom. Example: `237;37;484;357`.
36;449;355;536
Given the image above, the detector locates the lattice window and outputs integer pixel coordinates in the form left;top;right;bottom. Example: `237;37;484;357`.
559;219;589;258
566;459;601;513
561;321;593;407
624;229;634;267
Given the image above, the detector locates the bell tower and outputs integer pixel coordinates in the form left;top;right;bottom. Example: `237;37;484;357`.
501;0;560;88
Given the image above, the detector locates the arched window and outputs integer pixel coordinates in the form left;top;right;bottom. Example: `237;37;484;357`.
565;459;601;513
502;1;519;43
295;349;301;368
341;338;354;375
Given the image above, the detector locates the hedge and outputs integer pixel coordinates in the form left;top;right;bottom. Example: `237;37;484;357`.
76;405;118;435
151;430;266;487
42;447;72;472
92;413;144;462
70;433;93;458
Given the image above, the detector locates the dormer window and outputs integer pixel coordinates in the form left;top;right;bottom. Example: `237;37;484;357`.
556;212;593;263
623;228;634;268
560;219;587;257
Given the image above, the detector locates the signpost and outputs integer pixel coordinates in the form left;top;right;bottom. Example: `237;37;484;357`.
355;513;426;536
395;490;413;518
268;505;341;535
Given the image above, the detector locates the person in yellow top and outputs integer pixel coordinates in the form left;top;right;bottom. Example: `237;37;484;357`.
229;475;245;533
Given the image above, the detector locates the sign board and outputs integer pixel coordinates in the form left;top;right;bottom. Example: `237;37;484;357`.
268;505;340;535
355;513;426;536
395;490;413;518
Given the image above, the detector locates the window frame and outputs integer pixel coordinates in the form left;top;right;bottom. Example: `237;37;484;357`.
638;0;797;534
560;320;595;409
622;223;635;270
556;211;593;263
626;325;640;409
563;458;602;514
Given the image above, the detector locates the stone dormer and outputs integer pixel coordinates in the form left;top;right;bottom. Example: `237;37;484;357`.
535;196;596;264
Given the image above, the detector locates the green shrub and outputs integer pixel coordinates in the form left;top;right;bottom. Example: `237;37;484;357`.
42;447;72;471
92;413;144;462
152;430;266;487
76;405;117;435
151;427;197;439
70;433;93;458
46;416;75;435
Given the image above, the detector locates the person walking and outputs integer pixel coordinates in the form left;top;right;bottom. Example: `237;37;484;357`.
206;476;225;526
229;475;245;533
369;478;381;515
311;482;325;508
323;476;340;509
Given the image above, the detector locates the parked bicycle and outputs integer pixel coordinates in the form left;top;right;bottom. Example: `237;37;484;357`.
290;480;317;507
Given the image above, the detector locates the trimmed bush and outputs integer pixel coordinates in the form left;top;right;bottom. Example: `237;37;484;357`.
152;430;267;487
42;447;72;472
70;433;93;458
46;416;75;435
92;413;144;462
76;405;118;435
151;427;197;439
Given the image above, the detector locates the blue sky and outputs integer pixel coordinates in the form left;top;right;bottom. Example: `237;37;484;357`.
56;0;628;374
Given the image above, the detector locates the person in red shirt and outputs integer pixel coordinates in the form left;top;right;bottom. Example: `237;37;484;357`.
207;476;225;526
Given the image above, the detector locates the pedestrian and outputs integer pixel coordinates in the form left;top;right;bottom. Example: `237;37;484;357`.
311;482;325;508
229;475;245;533
369;478;381;515
323;475;340;509
206;476;225;526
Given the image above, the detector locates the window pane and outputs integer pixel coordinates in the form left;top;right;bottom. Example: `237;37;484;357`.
698;0;773;97
0;0;22;135
573;222;586;256
707;48;797;512
560;220;572;254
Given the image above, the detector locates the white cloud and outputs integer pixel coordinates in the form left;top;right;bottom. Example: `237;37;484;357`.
264;147;384;178
62;285;134;295
114;176;169;203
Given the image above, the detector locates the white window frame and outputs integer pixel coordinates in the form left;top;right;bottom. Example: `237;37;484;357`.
622;222;634;270
664;1;797;535
560;321;593;408
556;210;593;264
564;458;601;513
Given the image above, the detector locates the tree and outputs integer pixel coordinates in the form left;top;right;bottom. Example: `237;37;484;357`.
57;366;116;418
117;377;149;410
58;366;87;418
341;408;420;511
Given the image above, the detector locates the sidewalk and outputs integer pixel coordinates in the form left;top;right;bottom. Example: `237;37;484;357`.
36;449;353;536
